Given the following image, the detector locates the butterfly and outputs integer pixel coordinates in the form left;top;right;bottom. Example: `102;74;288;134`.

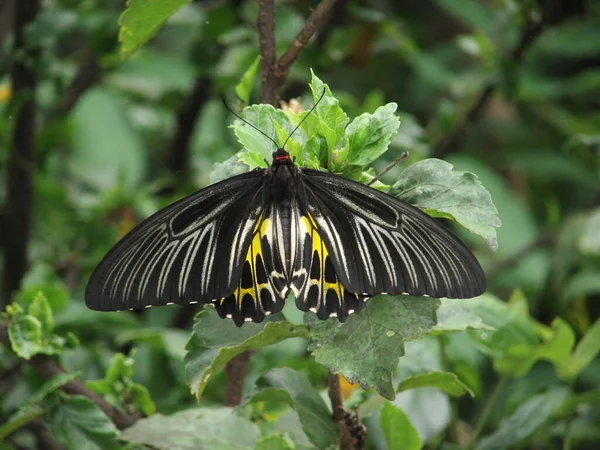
85;102;486;327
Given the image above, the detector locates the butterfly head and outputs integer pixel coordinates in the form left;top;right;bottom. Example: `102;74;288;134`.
272;148;292;166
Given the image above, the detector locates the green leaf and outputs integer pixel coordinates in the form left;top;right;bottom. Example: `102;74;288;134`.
120;407;261;450
119;0;192;60
306;295;440;400
0;405;44;442
235;55;260;104
29;372;81;405
380;402;422;450
44;394;120;450
248;368;338;449
16;283;69;314
579;208;600;255
185;308;308;398
8;315;45;359
209;154;251;184
432;298;494;334
71;88;146;192
309;70;349;150
562;270;600;303
232;104;296;167
344;103;400;167
255;435;295;450
397;372;474;397
390;158;500;250
475;389;568;450
88;352;156;417
27;292;54;333
560;317;600;380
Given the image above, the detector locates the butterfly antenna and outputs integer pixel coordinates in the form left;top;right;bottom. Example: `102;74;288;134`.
222;98;280;150
367;151;409;186
282;88;327;150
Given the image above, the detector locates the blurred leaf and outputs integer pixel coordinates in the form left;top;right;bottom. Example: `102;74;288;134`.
8;314;63;359
343;103;400;167
390;158;500;250
120;407;261;449
235;55;260;104
209;153;251;184
580;209;600;256
0;405;44;442
87;352;156;416
248;368;338;449
27;292;54;333
475;388;568;450
559;318;600;381
433;0;495;33
432;298;495;334
17;283;69;314
45;394;120;450
255;435;294;450
185;309;308;398
119;0;192;60
536;19;600;58
561;270;600;304
71;88;146;192
556;389;600;417
397;372;474;397
306;295;439;400
393;387;451;443
380;402;422;450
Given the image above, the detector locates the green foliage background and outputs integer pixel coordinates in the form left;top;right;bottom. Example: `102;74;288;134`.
1;0;599;449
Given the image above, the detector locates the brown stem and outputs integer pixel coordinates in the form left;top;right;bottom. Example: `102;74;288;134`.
0;323;137;430
165;75;212;179
49;54;103;118
223;350;253;406
2;0;40;306
274;0;339;83
27;419;64;450
257;0;277;106
328;372;356;450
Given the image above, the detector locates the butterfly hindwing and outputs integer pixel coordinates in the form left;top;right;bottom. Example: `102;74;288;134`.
299;168;486;300
291;211;366;322
85;171;267;311
214;211;285;326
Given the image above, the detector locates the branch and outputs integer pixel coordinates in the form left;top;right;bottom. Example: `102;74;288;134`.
2;0;40;306
274;0;339;83
0;323;137;430
431;19;545;159
487;232;555;279
164;75;212;179
257;0;277;105
27;419;64;450
48;53;103;118
223;350;254;406
328;373;358;450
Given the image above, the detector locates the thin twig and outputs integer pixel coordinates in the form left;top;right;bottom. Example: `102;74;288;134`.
2;0;40;306
487;232;555;279
328;372;355;450
468;376;507;448
257;0;277;105
367;151;408;186
274;0;339;83
0;323;137;430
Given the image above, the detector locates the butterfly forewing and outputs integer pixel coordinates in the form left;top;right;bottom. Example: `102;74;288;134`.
85;171;267;311
299;168;486;300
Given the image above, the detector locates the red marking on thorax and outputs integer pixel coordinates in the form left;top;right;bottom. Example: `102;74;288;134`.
274;155;289;161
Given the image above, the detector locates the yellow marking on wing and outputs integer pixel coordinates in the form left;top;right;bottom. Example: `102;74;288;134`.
223;218;272;308
300;215;351;303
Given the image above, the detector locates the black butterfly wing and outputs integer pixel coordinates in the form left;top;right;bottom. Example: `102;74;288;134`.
85;170;276;321
297;168;486;306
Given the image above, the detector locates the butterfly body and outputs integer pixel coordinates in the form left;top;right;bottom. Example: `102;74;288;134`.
86;149;486;326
